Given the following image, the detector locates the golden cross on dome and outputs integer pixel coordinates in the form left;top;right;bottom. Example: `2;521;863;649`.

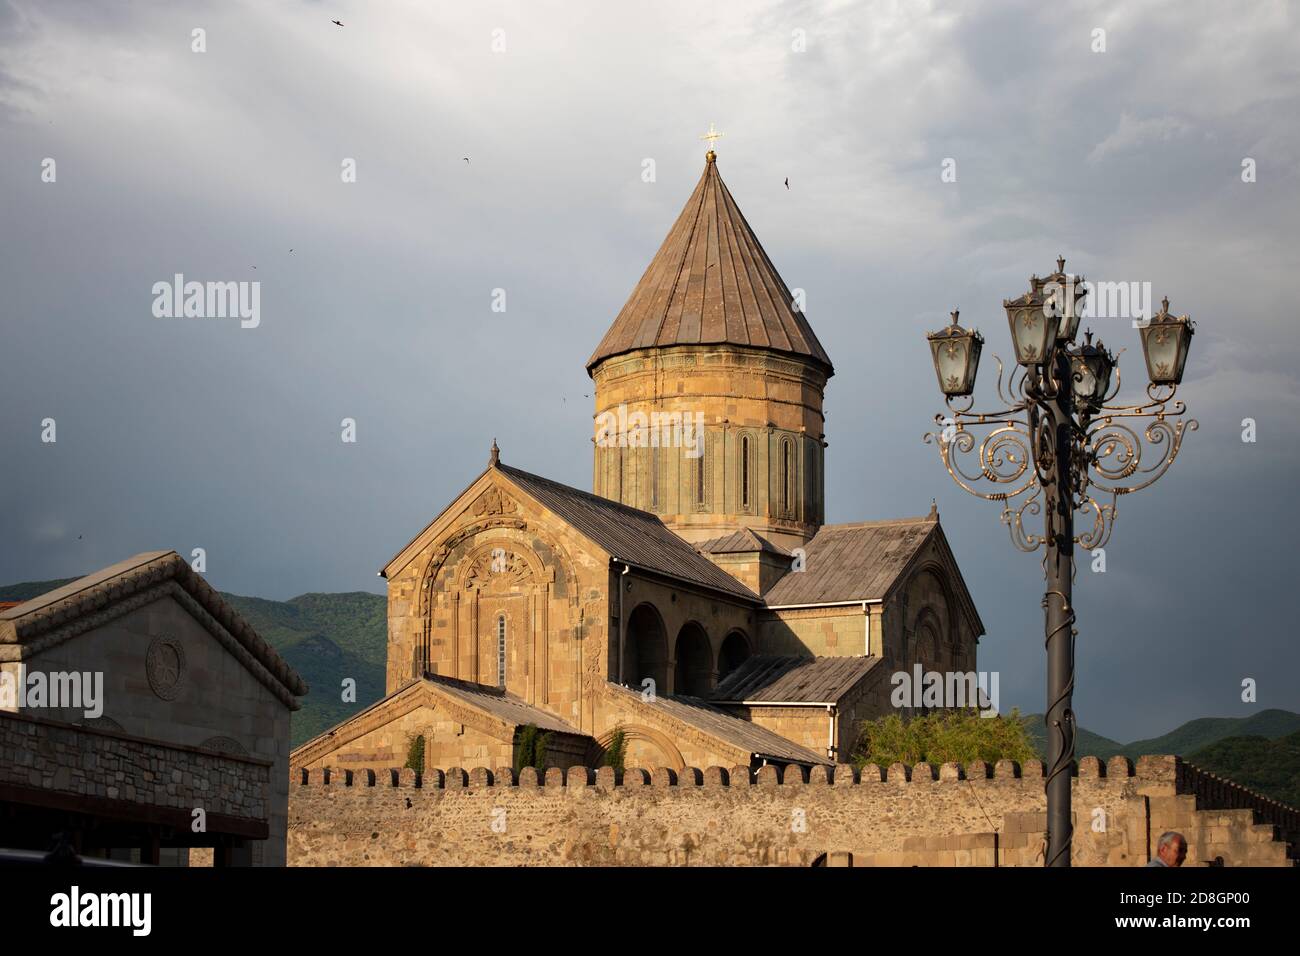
700;121;725;157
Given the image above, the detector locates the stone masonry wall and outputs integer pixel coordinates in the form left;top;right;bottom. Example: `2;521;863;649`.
0;709;272;823
287;755;1297;867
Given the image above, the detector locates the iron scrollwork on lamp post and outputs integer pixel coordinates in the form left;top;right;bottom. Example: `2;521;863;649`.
923;258;1197;867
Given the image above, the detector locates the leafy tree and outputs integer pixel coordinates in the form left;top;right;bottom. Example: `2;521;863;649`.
405;734;425;772
604;724;627;773
852;708;1037;769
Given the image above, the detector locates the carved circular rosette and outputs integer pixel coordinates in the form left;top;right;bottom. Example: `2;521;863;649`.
146;635;187;701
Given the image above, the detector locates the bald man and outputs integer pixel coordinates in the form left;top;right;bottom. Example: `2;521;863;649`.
1146;831;1188;867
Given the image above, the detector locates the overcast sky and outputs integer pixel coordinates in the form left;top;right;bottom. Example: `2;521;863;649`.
2;0;1298;742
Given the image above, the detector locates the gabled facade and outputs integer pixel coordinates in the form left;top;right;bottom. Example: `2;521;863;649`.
0;551;306;865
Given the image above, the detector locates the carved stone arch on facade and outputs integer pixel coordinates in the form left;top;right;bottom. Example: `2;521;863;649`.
912;606;944;665
909;562;958;652
457;539;544;593
417;516;529;614
585;723;686;772
519;531;581;605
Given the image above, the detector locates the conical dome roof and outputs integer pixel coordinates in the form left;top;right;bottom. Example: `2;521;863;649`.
587;153;833;376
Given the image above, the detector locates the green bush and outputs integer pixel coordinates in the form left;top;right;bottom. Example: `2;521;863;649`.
604;724;627;773
405;734;425;772
851;708;1037;769
513;724;552;774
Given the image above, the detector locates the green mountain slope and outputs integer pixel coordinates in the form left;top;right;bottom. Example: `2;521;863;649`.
1126;710;1300;758
275;633;385;746
1022;708;1300;803
1021;708;1300;762
1020;714;1126;762
1189;732;1300;807
214;591;387;746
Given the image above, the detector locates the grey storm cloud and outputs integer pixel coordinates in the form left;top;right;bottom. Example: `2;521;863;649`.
2;0;1298;742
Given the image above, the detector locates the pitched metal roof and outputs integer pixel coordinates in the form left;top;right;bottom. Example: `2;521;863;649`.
696;528;789;557
0;551;307;702
499;464;759;602
607;684;830;765
587;153;833;375
761;517;937;605
710;655;881;704
291;675;585;767
424;673;583;736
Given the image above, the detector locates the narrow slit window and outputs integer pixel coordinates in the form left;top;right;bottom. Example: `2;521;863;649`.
496;614;506;688
782;440;793;515
696;444;706;507
651;446;660;509
741;436;751;508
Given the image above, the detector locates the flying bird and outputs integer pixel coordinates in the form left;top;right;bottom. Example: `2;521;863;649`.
784;177;789;190
332;20;344;27
289;248;294;253
463;157;470;163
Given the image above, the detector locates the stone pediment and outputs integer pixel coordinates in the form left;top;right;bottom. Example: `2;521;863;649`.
0;551;307;709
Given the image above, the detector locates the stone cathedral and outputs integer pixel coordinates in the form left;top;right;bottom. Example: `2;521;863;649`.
291;151;983;777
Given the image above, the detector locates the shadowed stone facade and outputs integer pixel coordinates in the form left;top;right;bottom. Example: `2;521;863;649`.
0;551;305;865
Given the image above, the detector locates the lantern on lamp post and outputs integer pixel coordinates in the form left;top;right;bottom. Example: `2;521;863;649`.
1070;331;1116;411
1140;296;1196;386
1049;256;1086;345
923;257;1198;868
1005;289;1059;367
926;310;983;397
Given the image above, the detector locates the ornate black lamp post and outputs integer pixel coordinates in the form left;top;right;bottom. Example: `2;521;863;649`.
924;258;1197;867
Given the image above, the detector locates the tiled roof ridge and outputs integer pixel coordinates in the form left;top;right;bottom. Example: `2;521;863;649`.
818;515;938;531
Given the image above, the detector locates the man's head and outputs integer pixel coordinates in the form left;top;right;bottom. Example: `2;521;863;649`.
1156;831;1187;867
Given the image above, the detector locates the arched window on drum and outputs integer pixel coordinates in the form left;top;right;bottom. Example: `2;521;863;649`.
496;614;507;688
